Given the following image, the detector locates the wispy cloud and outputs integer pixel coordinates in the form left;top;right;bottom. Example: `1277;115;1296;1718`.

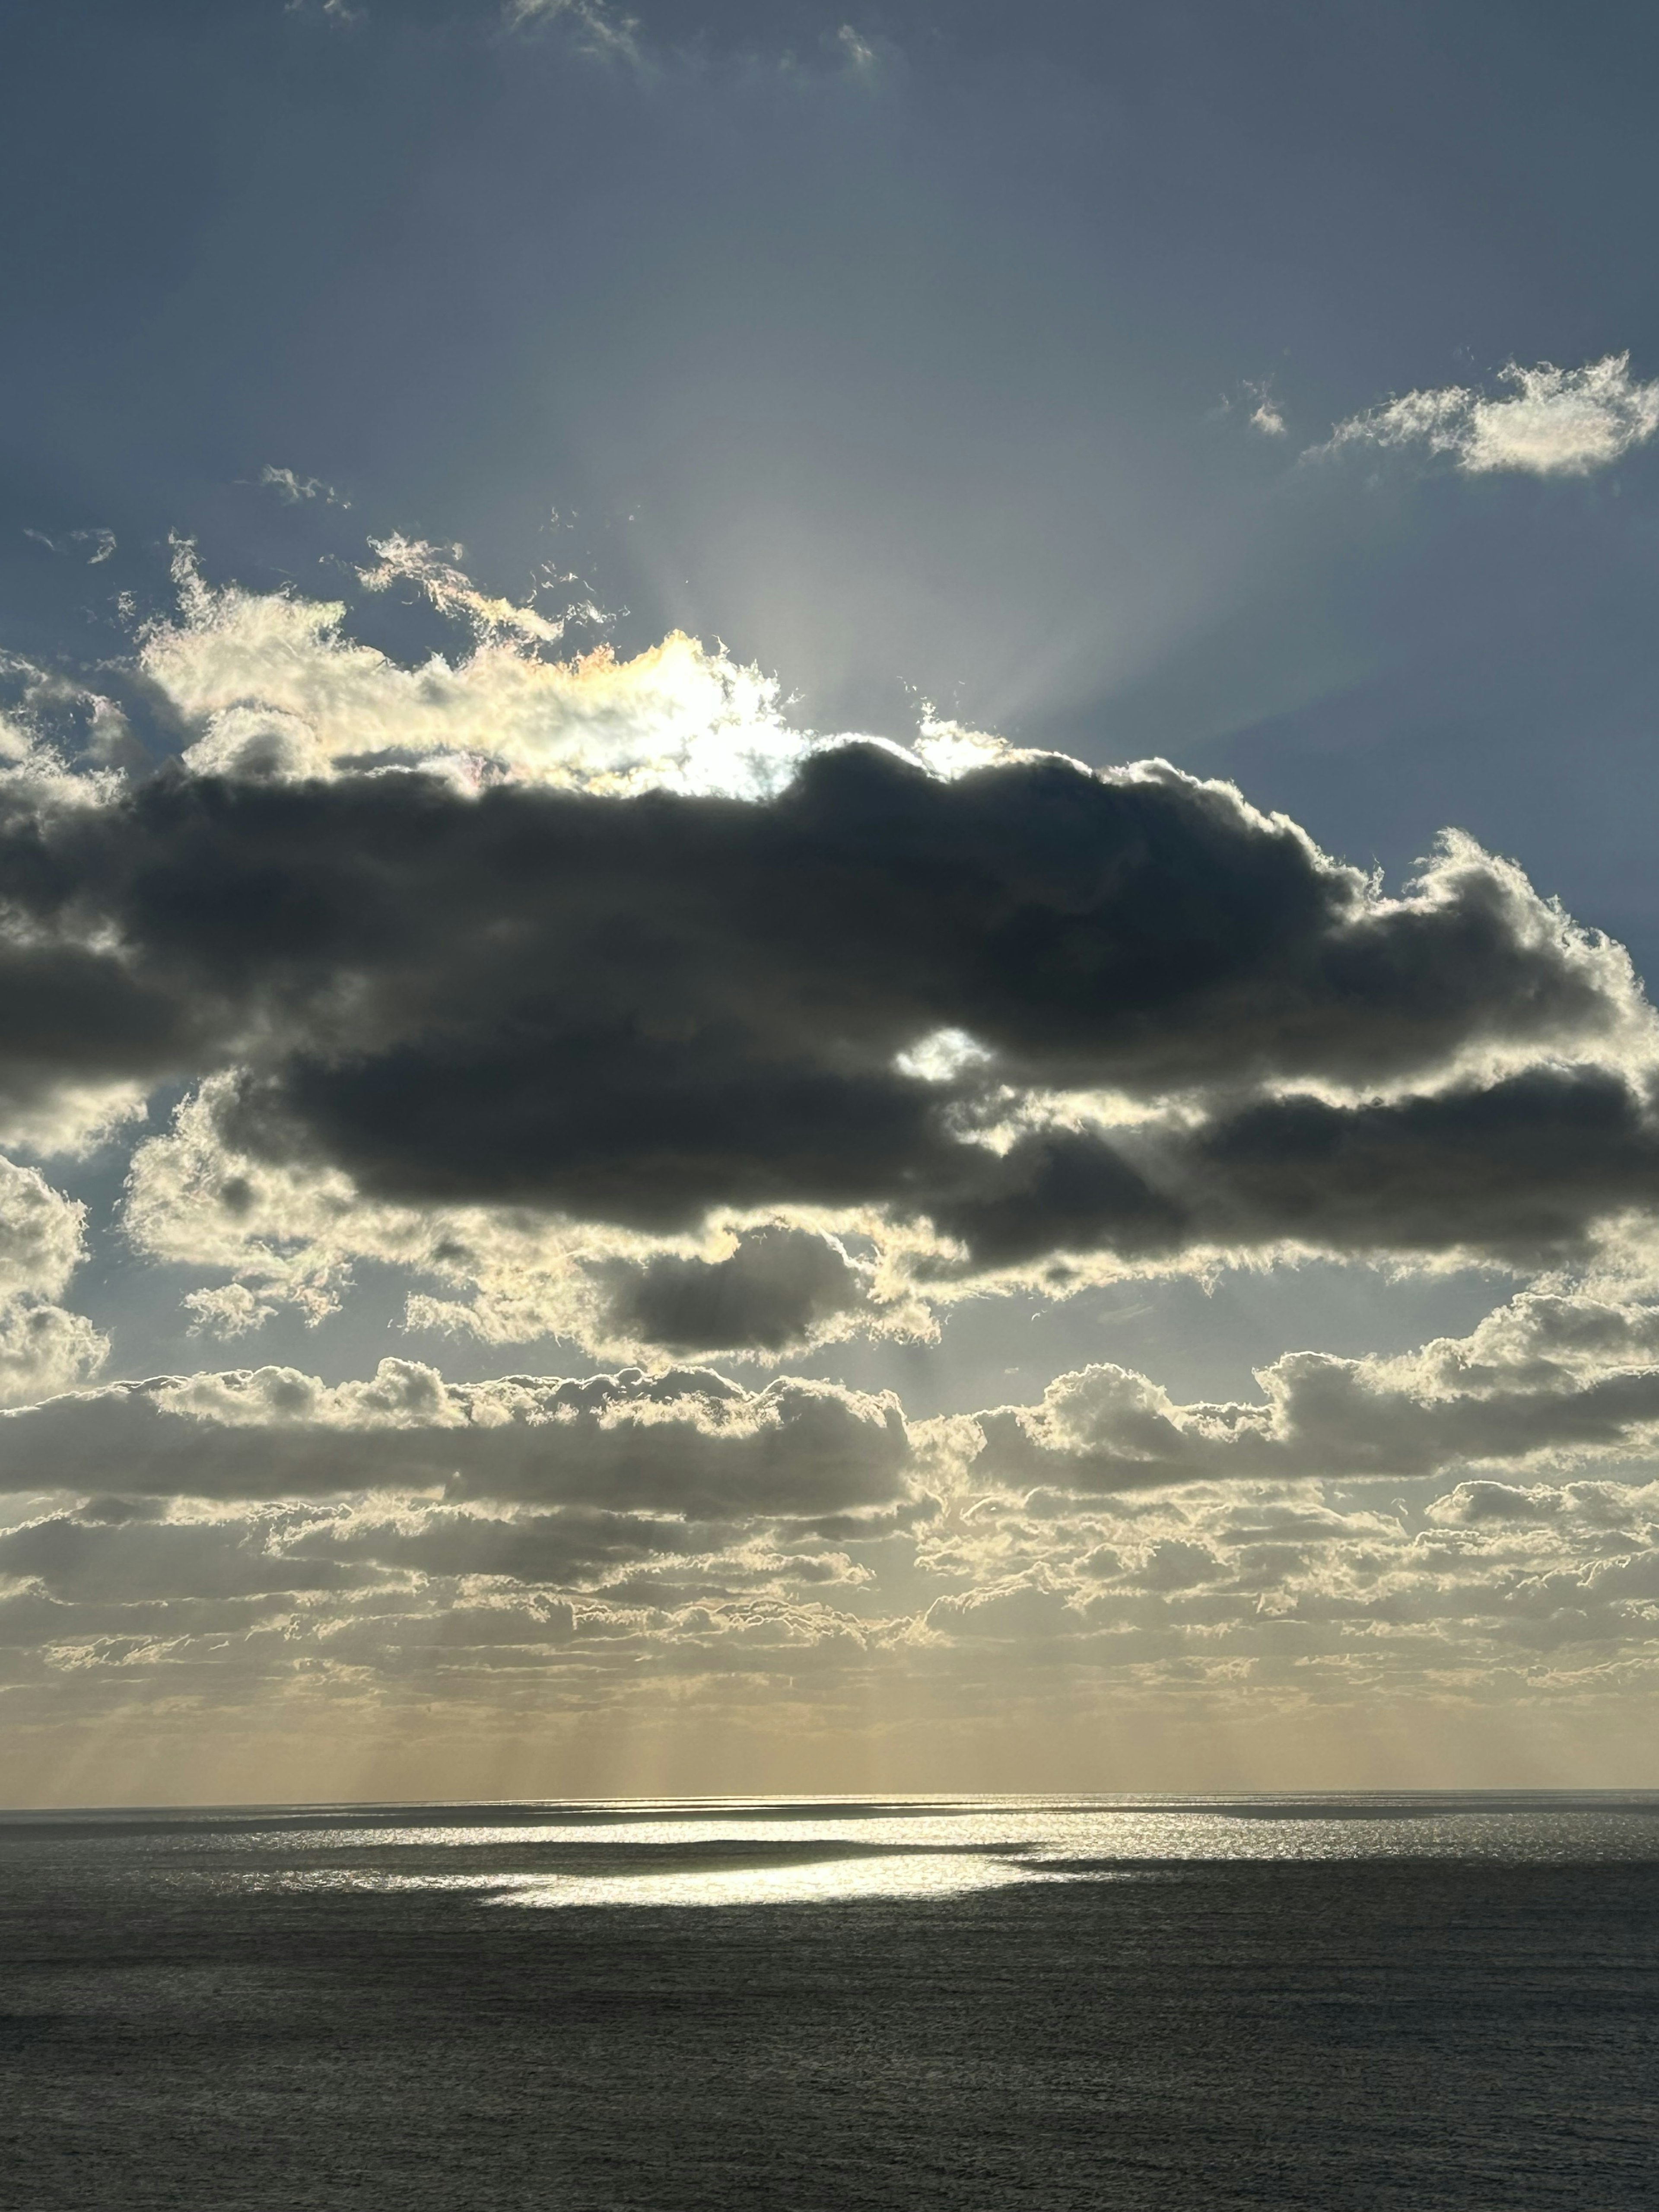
22;526;116;564
258;463;348;508
1244;377;1285;437
1313;352;1659;476
504;0;641;65
285;0;365;25
1207;378;1286;439
836;25;877;73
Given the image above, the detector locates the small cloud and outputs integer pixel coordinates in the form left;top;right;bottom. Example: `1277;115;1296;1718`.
837;24;877;71
286;0;365;25
259;464;349;509
1313;352;1659;477
22;527;117;564
505;0;641;64
1246;383;1286;439
1208;377;1286;438
183;1283;277;1340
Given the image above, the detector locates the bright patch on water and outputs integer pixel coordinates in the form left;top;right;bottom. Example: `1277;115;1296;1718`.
157;1791;1659;1908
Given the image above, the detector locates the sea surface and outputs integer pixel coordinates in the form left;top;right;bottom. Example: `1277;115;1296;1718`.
3;1792;1656;2210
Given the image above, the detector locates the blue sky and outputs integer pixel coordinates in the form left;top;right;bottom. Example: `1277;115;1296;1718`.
8;2;1658;883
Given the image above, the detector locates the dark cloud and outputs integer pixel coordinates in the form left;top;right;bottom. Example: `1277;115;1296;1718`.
593;1227;866;1352
0;1361;912;1518
927;1127;1188;1269
0;1501;712;1606
934;1063;1659;1275
319;1505;716;1585
0;941;209;1128
1188;1064;1659;1266
0;1512;361;1605
0;743;1649;1280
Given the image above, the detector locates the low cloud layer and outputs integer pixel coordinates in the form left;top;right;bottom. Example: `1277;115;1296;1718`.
980;1290;1659;1492
0;1360;910;1516
6;1288;1659;1513
1316;353;1659;477
4;1287;1659;1757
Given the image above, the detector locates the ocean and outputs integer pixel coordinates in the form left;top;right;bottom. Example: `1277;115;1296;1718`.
3;1794;1655;2210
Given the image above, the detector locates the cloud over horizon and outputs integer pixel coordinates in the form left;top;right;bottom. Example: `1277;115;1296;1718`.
6;1280;1659;1759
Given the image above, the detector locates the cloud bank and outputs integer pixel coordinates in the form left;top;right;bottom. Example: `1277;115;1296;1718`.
5;1286;1659;1762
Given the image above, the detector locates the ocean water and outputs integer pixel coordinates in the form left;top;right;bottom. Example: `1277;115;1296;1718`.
3;1794;1656;2211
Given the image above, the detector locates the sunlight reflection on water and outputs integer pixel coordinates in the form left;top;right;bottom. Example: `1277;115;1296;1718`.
223;1794;1659;1908
486;1854;1096;1909
263;1854;1095;1909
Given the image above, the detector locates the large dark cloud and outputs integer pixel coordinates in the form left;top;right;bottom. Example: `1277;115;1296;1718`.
0;743;1647;1271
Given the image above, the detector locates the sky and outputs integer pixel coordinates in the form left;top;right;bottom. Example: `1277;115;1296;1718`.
3;0;1659;1804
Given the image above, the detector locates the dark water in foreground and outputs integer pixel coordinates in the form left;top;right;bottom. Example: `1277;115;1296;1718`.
3;1795;1656;2211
